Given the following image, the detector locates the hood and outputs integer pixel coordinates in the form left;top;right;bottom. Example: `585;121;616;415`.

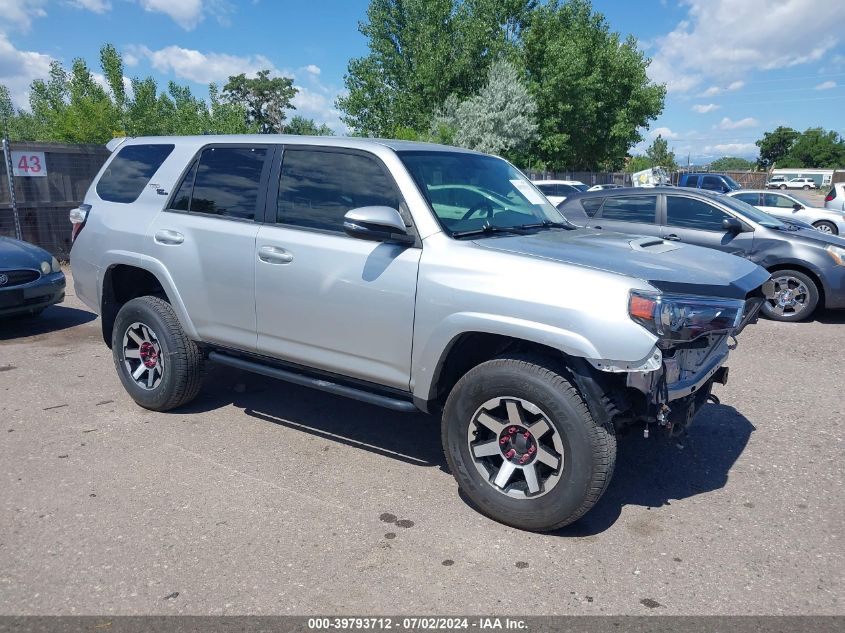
0;236;51;270
473;228;770;300
777;225;845;248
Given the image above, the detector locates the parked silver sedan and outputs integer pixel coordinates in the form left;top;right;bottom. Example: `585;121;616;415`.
728;190;845;235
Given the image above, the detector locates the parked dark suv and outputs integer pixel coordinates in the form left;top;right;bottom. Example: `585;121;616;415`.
558;187;845;322
678;173;742;193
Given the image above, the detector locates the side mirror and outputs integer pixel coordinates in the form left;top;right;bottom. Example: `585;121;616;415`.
722;217;744;234
792;203;803;211
343;206;415;244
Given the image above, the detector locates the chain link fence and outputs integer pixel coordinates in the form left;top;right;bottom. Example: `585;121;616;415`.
1;141;110;259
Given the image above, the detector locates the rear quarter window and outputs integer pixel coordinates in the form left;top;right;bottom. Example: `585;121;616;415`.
581;198;604;217
96;144;175;203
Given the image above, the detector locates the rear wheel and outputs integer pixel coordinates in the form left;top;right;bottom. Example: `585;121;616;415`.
112;296;204;411
761;270;819;322
779;184;787;189
442;355;616;532
803;185;810;190
812;221;837;235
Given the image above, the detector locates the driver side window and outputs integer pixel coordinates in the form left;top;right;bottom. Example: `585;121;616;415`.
666;196;729;231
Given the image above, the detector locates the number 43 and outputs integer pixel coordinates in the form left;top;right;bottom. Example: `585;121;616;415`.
17;155;42;173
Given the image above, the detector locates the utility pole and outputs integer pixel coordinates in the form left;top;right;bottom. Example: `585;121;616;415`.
1;115;22;240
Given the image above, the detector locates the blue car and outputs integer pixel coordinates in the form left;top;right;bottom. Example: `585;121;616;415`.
0;237;66;318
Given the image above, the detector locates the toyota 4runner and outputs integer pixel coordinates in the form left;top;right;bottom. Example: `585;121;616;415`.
70;136;772;531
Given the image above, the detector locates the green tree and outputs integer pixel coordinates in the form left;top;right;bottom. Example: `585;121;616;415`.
521;0;665;169
624;155;652;173
429;59;537;160
338;0;534;137
286;115;334;136
644;134;677;170
710;156;754;171
779;127;845;168
755;126;799;169
223;70;297;133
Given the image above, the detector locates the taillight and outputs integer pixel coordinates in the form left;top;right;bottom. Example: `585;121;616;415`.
69;204;91;242
825;192;834;202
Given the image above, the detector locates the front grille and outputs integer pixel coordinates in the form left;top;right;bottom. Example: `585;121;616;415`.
0;269;40;288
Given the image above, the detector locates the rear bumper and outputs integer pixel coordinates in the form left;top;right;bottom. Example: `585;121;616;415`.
0;273;66;317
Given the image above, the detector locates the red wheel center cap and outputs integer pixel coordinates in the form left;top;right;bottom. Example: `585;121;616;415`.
499;426;536;465
139;342;158;368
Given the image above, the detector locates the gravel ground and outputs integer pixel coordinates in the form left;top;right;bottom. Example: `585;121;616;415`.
0;272;842;615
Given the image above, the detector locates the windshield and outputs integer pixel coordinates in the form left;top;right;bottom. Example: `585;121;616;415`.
398;151;570;236
723;175;741;190
720;194;786;228
572;183;589;192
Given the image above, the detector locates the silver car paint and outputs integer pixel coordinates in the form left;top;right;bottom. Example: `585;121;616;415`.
728;190;845;234
71;135;768;405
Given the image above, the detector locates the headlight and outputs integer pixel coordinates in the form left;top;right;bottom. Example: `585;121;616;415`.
629;290;745;343
826;245;845;266
40;260;51;275
51;256;61;273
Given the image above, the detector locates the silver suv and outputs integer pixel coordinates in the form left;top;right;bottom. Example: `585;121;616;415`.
70;136;772;531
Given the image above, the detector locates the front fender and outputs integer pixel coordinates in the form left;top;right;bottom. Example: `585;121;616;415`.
97;250;199;340
411;312;607;403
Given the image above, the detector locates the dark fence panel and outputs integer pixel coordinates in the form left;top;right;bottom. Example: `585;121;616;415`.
0;141;110;258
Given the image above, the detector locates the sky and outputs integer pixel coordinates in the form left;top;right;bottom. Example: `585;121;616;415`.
1;0;844;163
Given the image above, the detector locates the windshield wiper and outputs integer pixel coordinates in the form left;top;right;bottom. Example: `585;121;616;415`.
514;220;573;231
451;223;529;239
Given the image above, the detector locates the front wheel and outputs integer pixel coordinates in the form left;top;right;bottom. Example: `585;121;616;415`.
803;185;810;190
442;356;616;532
813;221;837;235
779;184;787;189
761;270;819;322
112;296;205;411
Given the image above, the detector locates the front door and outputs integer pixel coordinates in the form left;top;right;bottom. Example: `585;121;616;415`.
254;147;421;391
660;194;754;256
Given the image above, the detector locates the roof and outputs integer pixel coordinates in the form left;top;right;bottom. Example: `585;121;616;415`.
530;179;586;185
110;134;482;155
559;186;725;201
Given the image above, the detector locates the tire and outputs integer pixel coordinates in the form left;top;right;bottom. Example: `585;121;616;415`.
812;221;837;235
112;296;205;411
761;269;820;322
803;185;810;190
441;355;616;532
779;184;787;190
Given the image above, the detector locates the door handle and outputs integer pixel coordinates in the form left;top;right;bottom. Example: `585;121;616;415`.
664;234;681;241
258;245;294;264
154;229;184;245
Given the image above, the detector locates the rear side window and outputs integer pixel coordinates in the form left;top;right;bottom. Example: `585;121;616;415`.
171;147;268;220
733;192;760;205
96;144;174;203
277;149;401;233
701;176;725;191
599;195;657;223
666;196;728;231
581;198;604;217
535;183;557;196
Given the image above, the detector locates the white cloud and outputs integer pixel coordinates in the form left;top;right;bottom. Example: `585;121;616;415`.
0;33;53;108
692;103;719;113
650;126;678;139
716;116;758;130
648;0;845;93
138;0;203;30
92;72;134;99
704;143;758;156
815;80;837;90
304;64;321;76
699;80;745;97
68;0;111;13
130;44;279;84
0;0;47;32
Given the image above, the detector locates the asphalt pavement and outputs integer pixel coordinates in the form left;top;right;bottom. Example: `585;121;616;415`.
0;273;842;615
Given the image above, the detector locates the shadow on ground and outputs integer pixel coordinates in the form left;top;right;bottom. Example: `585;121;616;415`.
812;308;845;325
184;363;755;536
0;304;97;341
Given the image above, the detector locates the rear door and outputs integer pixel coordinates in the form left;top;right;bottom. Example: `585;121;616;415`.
660;193;754;256
253;146;421;390
149;144;272;351
590;194;661;237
